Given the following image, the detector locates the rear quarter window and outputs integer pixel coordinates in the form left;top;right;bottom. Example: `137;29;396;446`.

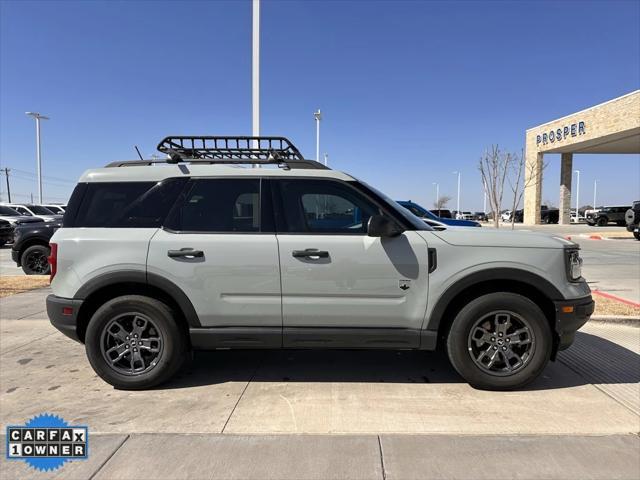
66;178;187;228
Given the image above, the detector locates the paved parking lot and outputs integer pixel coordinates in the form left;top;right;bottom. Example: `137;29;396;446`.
0;287;638;479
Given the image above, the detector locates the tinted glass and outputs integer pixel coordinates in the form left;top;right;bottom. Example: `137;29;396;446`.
29;205;56;215
0;206;20;215
72;179;186;227
169;179;261;232
278;179;380;234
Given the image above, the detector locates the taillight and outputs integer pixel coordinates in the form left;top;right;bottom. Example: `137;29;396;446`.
48;243;58;281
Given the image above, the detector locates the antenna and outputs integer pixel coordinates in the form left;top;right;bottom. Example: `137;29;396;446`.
134;146;144;161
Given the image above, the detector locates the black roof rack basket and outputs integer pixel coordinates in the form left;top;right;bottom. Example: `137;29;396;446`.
106;136;328;169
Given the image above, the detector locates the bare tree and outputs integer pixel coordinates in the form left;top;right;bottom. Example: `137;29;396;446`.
433;195;452;214
507;150;546;230
478;145;511;228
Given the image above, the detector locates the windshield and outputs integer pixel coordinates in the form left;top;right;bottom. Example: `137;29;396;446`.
0;206;20;215
28;206;56;215
349;180;432;231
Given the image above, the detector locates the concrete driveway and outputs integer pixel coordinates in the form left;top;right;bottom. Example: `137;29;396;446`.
0;288;639;479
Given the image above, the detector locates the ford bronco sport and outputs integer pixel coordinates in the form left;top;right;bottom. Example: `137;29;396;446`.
47;136;593;390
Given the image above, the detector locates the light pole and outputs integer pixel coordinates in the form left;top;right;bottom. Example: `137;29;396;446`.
593;179;597;209
323;152;328;166
252;0;260;162
452;171;461;217
574;170;580;217
26;112;49;203
432;182;439;214
314;109;322;161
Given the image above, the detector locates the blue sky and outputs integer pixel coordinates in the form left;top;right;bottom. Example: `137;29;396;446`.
1;0;639;210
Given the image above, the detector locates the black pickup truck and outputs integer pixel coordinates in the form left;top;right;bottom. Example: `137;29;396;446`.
586;205;632;226
512;206;559;224
11;221;60;275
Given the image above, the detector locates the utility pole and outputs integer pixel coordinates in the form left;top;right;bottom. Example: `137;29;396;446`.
432;182;439;215
453;171;461;217
314;109;322;161
3;168;11;202
252;0;260;166
323;152;328;166
593;179;597;209
26;112;50;203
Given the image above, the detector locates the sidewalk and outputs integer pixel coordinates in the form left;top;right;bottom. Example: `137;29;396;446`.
1;433;639;479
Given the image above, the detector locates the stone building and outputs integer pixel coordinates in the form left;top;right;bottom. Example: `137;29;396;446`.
524;90;640;224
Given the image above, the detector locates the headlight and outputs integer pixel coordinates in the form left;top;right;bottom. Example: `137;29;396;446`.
567;249;583;281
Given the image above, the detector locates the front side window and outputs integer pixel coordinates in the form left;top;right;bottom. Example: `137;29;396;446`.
167;178;261;232
277;179;380;234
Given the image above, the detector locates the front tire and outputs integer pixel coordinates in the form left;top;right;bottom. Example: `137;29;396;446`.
634;230;640;241
85;295;188;390
446;293;552;390
596;217;608;227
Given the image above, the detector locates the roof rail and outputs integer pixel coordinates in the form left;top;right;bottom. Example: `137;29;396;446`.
106;136;329;170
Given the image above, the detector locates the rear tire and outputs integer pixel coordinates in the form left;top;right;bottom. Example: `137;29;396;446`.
21;245;50;275
446;292;552;390
85;295;189;390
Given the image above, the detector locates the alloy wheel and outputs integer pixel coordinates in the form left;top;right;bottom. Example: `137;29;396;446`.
467;311;536;376
100;313;164;376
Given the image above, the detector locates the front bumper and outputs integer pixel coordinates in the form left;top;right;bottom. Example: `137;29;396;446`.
554;295;594;351
46;294;84;343
11;248;20;266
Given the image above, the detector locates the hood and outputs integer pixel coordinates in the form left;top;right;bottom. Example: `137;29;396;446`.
421;227;575;249
0;215;45;225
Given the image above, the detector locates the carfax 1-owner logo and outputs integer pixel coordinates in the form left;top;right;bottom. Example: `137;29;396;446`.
6;414;88;472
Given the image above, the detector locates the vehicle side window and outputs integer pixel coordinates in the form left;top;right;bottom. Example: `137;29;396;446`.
16;207;31;216
167;179;261;232
71;179;186;228
277;179;380;234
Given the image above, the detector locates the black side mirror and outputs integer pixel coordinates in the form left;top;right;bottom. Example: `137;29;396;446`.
367;215;403;237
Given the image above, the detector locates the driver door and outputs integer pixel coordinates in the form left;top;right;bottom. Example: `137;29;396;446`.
273;178;430;347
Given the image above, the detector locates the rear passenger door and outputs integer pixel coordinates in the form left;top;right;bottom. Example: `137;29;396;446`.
147;178;282;332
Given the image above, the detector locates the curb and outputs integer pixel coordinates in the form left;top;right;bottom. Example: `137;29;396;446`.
590;315;640;326
564;234;634;241
592;290;640;308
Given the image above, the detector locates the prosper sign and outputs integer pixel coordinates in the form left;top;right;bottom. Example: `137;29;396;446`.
536;121;586;147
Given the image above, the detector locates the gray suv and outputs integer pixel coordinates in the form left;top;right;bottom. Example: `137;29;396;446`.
46;136;594;391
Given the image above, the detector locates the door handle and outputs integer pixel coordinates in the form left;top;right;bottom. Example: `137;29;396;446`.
167;248;204;259
292;249;329;259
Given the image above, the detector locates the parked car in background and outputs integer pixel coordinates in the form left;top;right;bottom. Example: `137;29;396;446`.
585;205;632;226
512;206;558;224
11;220;61;274
398;201;481;227
4;204;62;223
0;219;14;247
456;211;473;220
42;204;66;214
0;205;46;226
473;212;488;222
625;201;640;240
501;210;512;222
431;209;453;219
